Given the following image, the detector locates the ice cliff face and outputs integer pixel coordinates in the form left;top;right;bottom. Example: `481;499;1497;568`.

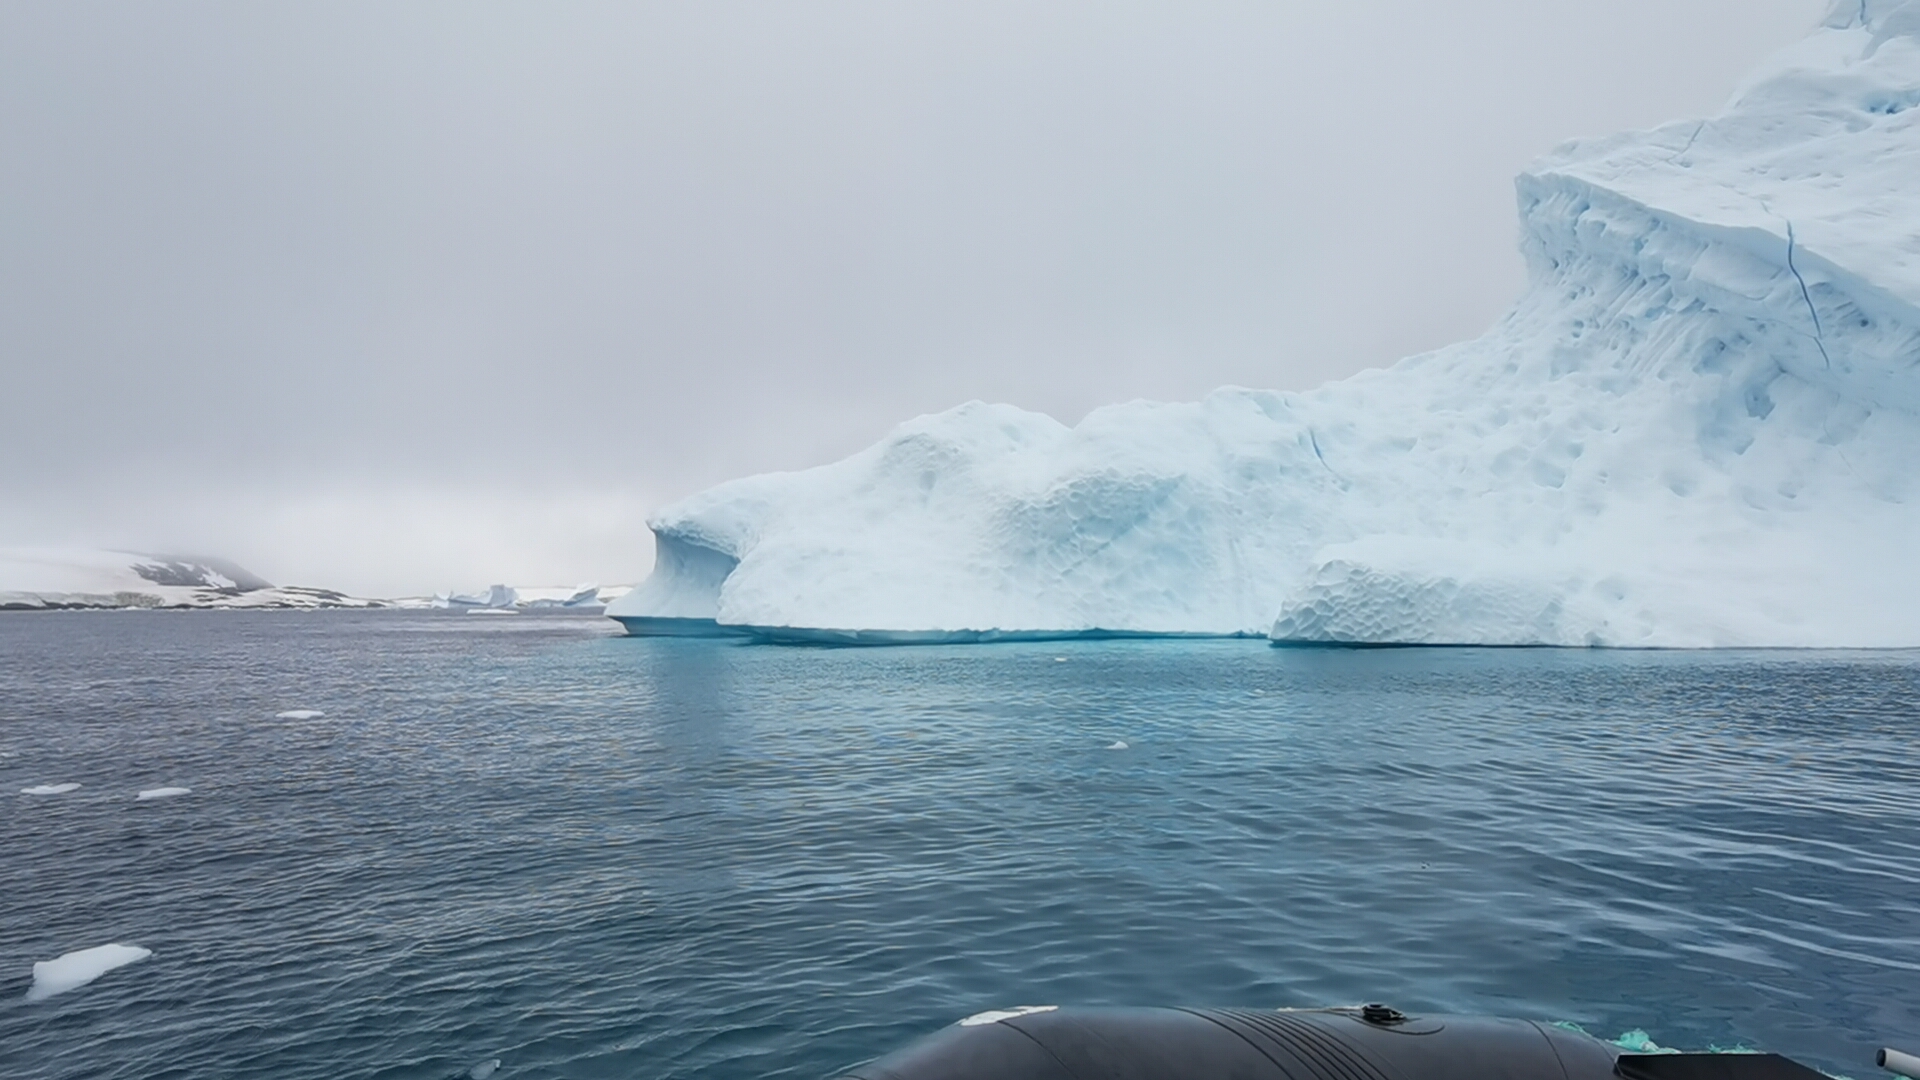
611;3;1920;647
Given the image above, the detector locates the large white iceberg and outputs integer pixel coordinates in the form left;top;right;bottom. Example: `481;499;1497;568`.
611;2;1920;648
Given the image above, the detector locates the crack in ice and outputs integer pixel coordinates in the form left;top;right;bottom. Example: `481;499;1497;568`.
1666;120;1707;164
1783;220;1834;370
1307;429;1342;481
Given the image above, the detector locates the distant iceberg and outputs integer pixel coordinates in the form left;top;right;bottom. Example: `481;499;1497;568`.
516;584;607;610
434;583;610;612
435;583;520;610
611;2;1920;648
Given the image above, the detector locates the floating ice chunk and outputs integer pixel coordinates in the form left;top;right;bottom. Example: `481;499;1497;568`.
24;943;152;1002
136;787;191;800
959;1005;1058;1027
1107;741;1129;750
275;709;324;719
21;783;79;795
469;1059;502;1080
1053;657;1068;662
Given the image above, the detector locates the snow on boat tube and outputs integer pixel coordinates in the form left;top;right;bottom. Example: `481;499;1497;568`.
840;1005;1830;1080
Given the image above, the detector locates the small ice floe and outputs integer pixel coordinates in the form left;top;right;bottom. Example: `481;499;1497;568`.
1053;657;1068;662
959;1005;1057;1027
275;709;325;720
469;1059;502;1079
25;943;152;1002
137;787;192;800
1106;740;1129;751
21;783;79;795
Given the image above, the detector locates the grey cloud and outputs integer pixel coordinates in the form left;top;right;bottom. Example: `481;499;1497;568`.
0;0;1823;593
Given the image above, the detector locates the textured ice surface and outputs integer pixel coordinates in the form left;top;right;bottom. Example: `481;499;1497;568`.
20;783;79;795
24;944;152;1002
136;787;192;800
611;3;1920;647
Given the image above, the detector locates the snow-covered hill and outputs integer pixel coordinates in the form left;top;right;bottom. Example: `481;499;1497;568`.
0;551;637;612
611;1;1920;647
0;549;381;610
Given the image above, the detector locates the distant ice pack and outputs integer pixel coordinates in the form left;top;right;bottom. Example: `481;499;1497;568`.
611;1;1920;648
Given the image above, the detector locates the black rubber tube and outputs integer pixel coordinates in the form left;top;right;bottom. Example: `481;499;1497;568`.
842;1006;1619;1080
842;1005;1836;1080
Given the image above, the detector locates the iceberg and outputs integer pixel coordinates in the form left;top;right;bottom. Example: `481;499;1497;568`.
432;583;611;611
513;583;609;611
610;2;1920;648
434;584;520;610
24;943;152;1002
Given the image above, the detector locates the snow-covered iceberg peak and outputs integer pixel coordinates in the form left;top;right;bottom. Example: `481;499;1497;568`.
610;9;1920;648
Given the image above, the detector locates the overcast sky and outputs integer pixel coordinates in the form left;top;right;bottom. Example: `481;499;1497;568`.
1;0;1824;596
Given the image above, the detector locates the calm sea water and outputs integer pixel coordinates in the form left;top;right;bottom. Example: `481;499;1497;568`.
1;612;1916;1079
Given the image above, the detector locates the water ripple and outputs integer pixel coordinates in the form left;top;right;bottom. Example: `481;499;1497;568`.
1;615;1916;1079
